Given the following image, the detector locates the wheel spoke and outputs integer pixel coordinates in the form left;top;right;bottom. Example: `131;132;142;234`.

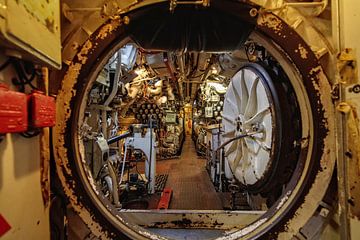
244;137;259;154
222;129;236;138
221;113;235;124
245;107;270;125
240;70;249;114
224;138;238;157
231;76;242;109
244;77;259;119
225;97;239;116
222;66;276;187
252;137;271;152
232;141;243;170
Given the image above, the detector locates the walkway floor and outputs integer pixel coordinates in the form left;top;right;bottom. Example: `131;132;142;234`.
159;137;223;210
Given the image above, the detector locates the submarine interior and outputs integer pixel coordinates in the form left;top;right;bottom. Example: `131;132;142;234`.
1;0;360;240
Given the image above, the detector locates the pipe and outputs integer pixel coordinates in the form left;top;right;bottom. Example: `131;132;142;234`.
107;131;131;144
163;53;177;81
101;110;108;139
120;83;141;117
147;80;163;95
148;119;155;194
107;160;121;207
102;51;122;139
104;52;122;106
118;145;128;191
167;84;175;101
129;77;157;85
178;54;186;100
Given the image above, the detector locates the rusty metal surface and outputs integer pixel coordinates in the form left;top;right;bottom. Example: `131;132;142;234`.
149;228;224;240
119;209;264;230
54;18;130;240
53;1;335;239
39;67;51;208
337;102;360;221
246;10;335;240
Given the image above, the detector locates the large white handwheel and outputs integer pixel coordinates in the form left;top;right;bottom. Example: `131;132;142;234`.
222;63;279;189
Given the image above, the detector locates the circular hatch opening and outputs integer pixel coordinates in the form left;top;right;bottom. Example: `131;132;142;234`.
54;2;335;239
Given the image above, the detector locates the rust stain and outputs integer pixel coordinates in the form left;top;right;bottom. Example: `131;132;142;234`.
40;128;50;207
337;49;358;84
38;67;51;207
54;19;139;239
257;10;335;239
295;43;308;59
257;12;283;35
218;218;268;240
96;20;122;40
279;68;335;239
55;62;81;176
337;102;360;220
147;218;226;230
76;41;93;65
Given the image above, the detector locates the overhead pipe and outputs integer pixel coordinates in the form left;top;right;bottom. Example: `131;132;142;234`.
178;54;186;101
164;53;183;101
147;80;163;95
101;51;122;139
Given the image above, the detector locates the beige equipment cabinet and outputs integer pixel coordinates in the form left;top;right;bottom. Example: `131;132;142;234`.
0;0;61;69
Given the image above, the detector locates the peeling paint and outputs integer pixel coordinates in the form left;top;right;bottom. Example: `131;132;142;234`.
257;12;283;33
337;49;358;84
218;218;268;240
276;191;292;210
337;102;360;220
53;4;336;240
96;20;122;40
77;41;93;65
278;66;335;240
295;43;308;59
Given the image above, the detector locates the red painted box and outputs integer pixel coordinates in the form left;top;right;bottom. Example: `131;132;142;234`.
29;91;56;128
0;84;28;133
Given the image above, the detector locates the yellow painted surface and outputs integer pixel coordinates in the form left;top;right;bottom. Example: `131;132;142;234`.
0;135;50;239
0;0;61;68
340;1;360;239
0;53;50;239
341;1;360;81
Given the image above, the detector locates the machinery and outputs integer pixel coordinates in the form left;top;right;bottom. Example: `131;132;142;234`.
123;124;157;195
1;0;360;240
53;1;338;238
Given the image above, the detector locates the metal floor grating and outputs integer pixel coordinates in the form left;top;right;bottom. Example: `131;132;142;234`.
155;174;168;192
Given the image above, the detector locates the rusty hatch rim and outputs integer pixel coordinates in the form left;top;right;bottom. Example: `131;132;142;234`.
53;1;335;239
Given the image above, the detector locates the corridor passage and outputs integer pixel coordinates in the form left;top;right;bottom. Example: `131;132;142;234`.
159;138;223;210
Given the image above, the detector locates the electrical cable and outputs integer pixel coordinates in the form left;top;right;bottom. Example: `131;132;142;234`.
214;131;258;153
0;59;11;71
135;163;145;181
10;59;38;91
0;58;41;138
20;129;41;138
118;145;128;186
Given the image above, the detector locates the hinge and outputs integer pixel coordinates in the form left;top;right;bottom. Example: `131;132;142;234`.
169;0;210;12
331;83;340;100
337;48;357;85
